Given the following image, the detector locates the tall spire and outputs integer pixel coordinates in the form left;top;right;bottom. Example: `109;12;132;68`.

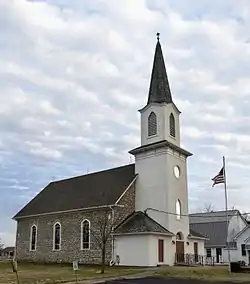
147;33;173;105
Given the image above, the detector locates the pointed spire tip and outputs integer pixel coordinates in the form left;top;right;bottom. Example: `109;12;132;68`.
147;32;173;105
156;32;160;42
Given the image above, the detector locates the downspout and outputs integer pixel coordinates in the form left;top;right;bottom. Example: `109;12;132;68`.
109;205;115;263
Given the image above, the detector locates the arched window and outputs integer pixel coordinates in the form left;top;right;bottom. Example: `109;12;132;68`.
169;113;175;137
53;222;61;251
148;112;157;136
30;225;37;251
176;199;181;220
176;231;183;240
81;219;90;250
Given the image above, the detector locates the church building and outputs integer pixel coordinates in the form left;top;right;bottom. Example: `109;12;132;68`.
13;35;206;267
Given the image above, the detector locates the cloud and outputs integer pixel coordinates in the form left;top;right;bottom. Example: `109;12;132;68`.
1;0;250;245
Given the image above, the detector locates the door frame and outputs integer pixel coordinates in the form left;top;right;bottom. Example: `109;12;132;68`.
216;248;222;263
194;242;198;262
158;239;164;263
248;250;250;265
176;240;185;263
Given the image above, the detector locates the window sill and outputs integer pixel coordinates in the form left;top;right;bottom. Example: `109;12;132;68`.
53;249;62;252
80;248;90;251
147;134;158;139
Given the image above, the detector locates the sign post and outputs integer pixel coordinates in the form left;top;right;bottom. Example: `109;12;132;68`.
72;260;79;283
11;260;20;284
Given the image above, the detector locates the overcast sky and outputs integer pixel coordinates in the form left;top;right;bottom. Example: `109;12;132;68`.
1;0;250;247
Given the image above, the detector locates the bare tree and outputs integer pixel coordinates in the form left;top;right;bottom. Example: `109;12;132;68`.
203;203;214;213
195;203;214;213
90;206;121;274
0;238;4;251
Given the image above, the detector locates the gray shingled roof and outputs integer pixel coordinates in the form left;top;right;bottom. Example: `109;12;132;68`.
189;228;207;239
189;210;240;247
114;211;173;235
189;210;239;224
190;222;227;247
147;39;173;105
14;164;136;219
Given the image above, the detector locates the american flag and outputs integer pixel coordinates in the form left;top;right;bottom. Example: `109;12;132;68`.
212;167;225;187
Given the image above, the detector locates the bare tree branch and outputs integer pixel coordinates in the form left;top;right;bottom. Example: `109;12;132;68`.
196;203;214;213
90;206;123;273
0;238;4;250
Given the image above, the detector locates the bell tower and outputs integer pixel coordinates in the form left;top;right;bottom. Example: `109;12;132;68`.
140;33;181;148
129;34;192;239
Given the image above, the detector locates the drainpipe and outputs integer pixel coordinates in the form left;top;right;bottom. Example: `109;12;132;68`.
109;205;115;263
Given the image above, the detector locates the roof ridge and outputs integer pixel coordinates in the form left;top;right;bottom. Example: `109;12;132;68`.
114;211;137;231
142;211;172;233
189;220;228;224
189;209;238;215
114;211;173;235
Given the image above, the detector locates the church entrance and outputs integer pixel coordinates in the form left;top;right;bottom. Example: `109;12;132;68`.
176;232;184;263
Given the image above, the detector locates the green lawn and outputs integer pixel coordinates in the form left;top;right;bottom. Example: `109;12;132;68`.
0;261;143;284
154;266;250;282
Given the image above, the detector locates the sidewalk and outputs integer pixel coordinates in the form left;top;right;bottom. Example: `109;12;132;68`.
64;269;156;284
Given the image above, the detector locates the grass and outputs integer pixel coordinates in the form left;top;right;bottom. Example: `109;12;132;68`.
0;261;144;284
2;262;250;284
154;266;250;282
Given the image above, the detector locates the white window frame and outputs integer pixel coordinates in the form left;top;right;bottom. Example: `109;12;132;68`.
206;248;212;257
29;224;37;251
53;222;61;251
81;219;90;250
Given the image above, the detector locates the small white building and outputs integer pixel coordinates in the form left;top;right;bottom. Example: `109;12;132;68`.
190;210;250;265
230;221;250;264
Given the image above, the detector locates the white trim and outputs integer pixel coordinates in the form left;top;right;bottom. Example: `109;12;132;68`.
233;225;250;240
80;219;90;250
14;204;123;220
188;235;208;240
53;222;61;251
244;236;250;243
112;232;173;237
29;224;37;251
115;175;138;205
138;102;181;114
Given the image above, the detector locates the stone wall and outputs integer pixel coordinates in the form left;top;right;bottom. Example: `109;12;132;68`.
15;183;135;264
115;182;136;225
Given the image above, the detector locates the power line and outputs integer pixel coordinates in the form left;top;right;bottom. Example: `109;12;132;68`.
144;207;250;218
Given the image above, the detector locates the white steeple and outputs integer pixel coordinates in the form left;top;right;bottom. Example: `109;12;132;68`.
129;35;192;239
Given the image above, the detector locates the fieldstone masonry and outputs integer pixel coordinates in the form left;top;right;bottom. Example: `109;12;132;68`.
16;184;135;264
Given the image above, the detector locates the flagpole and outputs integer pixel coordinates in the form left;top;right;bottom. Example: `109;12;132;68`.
223;156;231;273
